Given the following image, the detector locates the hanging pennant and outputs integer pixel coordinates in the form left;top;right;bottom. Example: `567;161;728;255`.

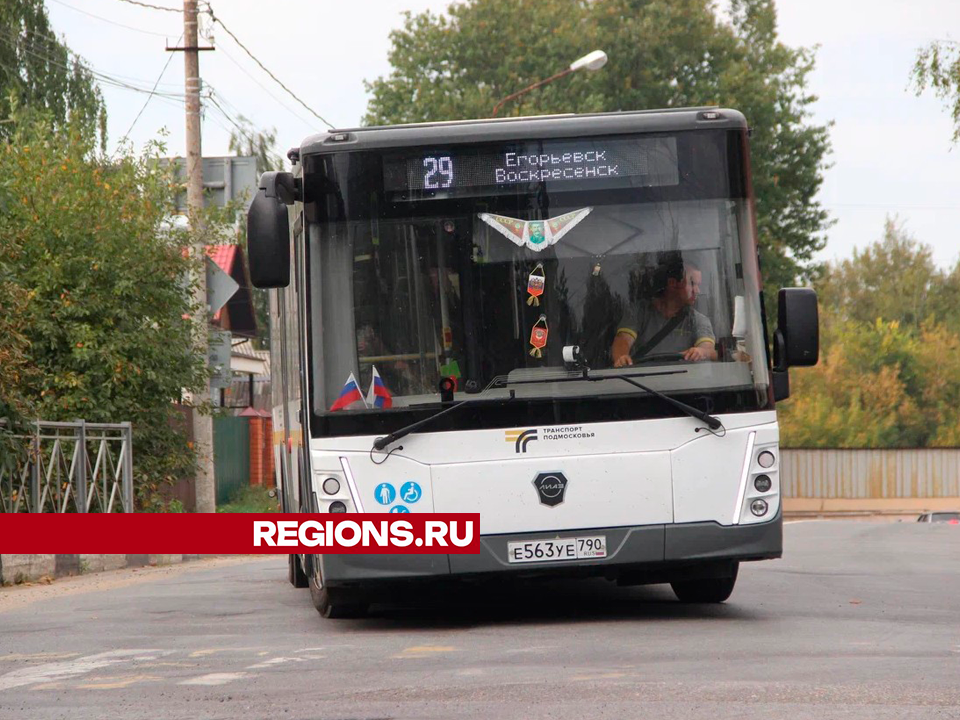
529;315;549;358
526;263;545;306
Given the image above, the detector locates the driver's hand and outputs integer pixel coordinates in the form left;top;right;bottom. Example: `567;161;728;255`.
683;346;710;362
613;354;633;368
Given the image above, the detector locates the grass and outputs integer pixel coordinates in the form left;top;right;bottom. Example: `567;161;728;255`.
217;485;279;513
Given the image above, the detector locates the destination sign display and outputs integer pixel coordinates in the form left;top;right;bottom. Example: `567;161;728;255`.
382;136;679;195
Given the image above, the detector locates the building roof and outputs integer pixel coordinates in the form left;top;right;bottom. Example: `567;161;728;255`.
231;338;270;377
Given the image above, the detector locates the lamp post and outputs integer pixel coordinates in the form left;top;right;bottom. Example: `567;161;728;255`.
491;50;608;118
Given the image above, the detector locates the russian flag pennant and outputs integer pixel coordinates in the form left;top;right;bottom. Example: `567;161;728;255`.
366;365;393;409
330;373;367;411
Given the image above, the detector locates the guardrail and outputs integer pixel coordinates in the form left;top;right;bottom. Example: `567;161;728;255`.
0;421;133;513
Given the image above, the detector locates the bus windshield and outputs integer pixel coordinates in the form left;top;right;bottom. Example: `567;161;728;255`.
304;130;770;433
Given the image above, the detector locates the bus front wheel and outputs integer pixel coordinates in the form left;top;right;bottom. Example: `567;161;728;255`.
308;561;368;619
670;562;739;603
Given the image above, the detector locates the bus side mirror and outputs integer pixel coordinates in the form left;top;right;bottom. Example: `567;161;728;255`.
247;189;290;288
774;288;819;371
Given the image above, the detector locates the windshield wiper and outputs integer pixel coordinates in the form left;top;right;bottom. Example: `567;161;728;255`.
373;399;476;451
372;367;720;453
603;373;722;430
505;368;723;430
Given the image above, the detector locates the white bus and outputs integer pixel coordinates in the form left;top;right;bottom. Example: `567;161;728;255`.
247;108;819;618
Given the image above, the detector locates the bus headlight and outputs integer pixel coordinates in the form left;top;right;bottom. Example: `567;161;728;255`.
750;499;769;517
754;474;772;493
329;501;347;513
757;450;776;468
322;477;341;495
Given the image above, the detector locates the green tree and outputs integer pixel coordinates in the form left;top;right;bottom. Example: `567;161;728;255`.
913;39;960;142
365;0;832;304
780;222;960;448
818;219;943;329
778;315;927;448
0;0;106;148
0;223;35;467
0;113;215;504
228;114;284;178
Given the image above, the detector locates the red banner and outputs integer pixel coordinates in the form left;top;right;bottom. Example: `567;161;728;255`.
0;514;481;554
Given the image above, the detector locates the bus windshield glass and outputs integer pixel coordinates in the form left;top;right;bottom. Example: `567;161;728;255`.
303;129;770;434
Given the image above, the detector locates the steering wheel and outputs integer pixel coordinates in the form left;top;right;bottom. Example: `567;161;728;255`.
632;352;686;364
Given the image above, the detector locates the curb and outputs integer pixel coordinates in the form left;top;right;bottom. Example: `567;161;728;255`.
0;554;206;586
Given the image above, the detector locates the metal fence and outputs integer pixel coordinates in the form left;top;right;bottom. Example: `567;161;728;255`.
781;448;960;499
0;421;133;513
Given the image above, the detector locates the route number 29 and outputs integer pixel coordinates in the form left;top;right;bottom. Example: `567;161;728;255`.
423;156;454;189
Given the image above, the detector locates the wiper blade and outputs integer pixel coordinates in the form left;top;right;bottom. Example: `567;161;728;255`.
603;373;723;430
373;375;511;451
481;368;722;430
372;367;720;453
372;399;473;451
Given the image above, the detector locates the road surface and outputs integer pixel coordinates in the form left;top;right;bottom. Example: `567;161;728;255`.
1;521;958;719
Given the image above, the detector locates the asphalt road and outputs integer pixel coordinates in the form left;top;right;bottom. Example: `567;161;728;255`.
1;521;959;720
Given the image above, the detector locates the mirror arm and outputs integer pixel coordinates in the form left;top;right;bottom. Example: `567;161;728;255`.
260;171;299;205
773;328;788;372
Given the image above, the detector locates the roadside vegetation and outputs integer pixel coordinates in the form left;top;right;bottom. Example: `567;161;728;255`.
217;486;279;514
779;221;960;447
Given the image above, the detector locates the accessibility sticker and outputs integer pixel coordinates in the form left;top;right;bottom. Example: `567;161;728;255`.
389;506;410;514
399;481;422;504
374;483;396;506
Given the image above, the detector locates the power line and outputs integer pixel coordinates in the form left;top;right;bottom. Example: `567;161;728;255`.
0;27;185;100
213;43;313;128
203;4;333;127
112;0;182;12
47;0;176;38
116;33;184;149
205;89;261;148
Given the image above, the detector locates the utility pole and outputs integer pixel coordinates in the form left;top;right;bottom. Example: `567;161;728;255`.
171;0;216;512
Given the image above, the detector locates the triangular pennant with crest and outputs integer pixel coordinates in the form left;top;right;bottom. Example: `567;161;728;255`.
478;208;592;252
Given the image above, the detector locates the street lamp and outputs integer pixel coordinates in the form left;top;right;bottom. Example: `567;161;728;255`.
491;50;608;118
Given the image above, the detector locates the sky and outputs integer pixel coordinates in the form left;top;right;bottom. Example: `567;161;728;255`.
44;0;960;269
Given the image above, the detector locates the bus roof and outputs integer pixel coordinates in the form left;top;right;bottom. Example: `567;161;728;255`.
298;107;747;156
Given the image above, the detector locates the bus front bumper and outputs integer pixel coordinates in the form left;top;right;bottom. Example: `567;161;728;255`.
319;512;781;589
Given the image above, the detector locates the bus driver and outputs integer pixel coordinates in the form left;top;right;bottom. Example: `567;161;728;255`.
611;253;718;367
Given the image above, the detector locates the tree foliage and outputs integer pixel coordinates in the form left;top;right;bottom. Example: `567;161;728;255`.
364;0;832;303
228;114;284;178
0;0;106;148
779;221;960;447
0;112;216;503
913;40;960;143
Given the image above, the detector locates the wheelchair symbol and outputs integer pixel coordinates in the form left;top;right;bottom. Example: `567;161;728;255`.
400;481;422;504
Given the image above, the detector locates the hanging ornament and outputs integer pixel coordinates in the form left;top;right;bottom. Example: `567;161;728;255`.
529;315;549;358
526;262;545;306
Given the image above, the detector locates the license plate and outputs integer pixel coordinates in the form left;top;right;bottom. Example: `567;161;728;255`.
507;536;607;564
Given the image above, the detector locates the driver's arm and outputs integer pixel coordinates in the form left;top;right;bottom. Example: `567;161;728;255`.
683;339;718;362
611;331;636;367
682;312;717;362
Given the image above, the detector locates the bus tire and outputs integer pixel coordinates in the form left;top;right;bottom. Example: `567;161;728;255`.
670;562;739;603
289;554;309;588
309;563;368;619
